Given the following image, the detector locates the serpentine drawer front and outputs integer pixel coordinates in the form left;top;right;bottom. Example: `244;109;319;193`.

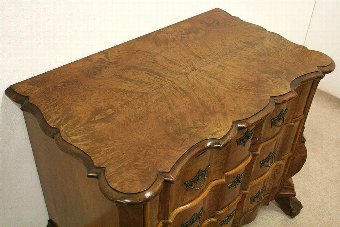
5;8;335;227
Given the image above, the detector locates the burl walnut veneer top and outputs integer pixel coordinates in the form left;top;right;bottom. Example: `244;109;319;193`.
7;9;334;194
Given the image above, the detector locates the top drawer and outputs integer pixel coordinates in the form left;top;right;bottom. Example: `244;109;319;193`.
260;80;313;142
169;149;212;213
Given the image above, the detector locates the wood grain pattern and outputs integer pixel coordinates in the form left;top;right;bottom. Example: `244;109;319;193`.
165;155;251;225
24;112;120;227
5;8;335;205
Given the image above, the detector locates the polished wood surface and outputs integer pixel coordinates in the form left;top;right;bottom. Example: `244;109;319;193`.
5;8;334;195
24;112;120;227
5;8;335;227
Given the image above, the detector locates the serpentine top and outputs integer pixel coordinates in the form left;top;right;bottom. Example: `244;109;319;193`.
6;8;334;193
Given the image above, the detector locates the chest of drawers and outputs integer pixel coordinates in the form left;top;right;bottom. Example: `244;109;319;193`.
6;8;335;227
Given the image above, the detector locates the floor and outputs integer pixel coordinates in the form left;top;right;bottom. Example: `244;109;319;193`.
248;89;340;226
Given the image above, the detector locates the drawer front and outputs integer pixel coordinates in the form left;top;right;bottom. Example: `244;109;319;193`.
219;155;252;207
261;102;290;141
166;187;242;227
169;149;212;212
223;128;254;170
251;135;280;180
276;119;302;159
168;181;228;227
242;178;267;213
260;80;313;142
265;160;287;196
202;196;241;227
289;80;313;119
243;160;286;213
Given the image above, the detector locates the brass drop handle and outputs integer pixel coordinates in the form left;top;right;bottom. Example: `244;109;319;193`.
260;151;277;168
236;129;254;146
250;187;266;204
271;108;288;127
228;173;244;189
219;210;236;226
181;208;204;227
184;165;210;190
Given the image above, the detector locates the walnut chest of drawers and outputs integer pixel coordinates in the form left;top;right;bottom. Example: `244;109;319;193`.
5;8;335;227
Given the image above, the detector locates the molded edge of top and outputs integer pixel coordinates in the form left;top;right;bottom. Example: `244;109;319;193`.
5;59;334;205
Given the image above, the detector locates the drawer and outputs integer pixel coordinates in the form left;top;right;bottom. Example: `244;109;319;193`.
220;127;255;171
276;118;302;159
243;160;286;212
169;149;213;213
260;80;313;142
263;160;287;203
261;102;290;141
167;181;230;227
289;80;313;119
242;177;267;213
202;196;241;227
219;155;252;207
268;159;286;190
251;135;281;180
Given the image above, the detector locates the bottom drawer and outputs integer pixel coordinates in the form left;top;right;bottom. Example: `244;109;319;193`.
242;160;286;213
202;196;241;227
161;156;251;227
163;177;243;227
165;180;225;227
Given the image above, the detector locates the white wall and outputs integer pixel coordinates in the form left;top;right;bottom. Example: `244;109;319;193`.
305;0;340;98
0;1;338;226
